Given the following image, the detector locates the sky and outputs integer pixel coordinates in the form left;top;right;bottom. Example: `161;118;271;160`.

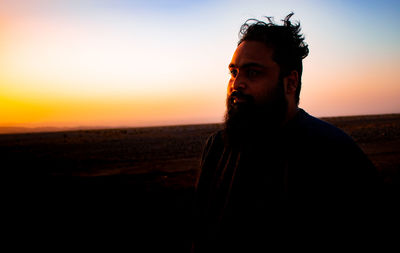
1;0;399;128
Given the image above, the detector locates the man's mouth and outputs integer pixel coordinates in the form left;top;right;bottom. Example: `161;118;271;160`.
232;97;247;104
232;97;241;104
229;91;253;106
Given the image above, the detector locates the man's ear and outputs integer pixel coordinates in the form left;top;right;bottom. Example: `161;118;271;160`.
283;70;299;95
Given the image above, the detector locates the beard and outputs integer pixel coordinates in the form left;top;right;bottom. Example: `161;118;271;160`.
223;79;288;148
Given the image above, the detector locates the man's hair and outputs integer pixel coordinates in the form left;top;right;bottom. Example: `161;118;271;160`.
238;12;309;104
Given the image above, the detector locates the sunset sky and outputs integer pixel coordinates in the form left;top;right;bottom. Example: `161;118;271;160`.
1;0;399;128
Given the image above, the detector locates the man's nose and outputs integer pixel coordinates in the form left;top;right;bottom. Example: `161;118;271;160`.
232;74;246;91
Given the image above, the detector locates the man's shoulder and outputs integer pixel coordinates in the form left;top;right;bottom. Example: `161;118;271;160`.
206;129;224;143
295;109;354;144
203;130;224;153
201;130;224;158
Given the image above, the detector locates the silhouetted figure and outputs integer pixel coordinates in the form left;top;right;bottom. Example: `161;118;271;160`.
192;13;381;252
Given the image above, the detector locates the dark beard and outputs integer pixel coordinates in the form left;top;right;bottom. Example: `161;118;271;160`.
223;80;288;149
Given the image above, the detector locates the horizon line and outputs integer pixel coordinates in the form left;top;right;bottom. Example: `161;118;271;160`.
1;111;399;135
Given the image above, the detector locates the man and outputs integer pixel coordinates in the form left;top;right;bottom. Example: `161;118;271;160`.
192;13;381;252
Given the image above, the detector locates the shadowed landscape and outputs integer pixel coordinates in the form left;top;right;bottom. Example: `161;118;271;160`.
2;113;399;251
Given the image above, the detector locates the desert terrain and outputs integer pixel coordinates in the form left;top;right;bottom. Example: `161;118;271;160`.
2;113;399;251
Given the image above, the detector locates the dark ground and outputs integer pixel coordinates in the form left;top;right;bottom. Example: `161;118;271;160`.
2;114;399;251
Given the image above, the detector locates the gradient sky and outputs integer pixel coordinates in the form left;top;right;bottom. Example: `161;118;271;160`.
1;0;399;128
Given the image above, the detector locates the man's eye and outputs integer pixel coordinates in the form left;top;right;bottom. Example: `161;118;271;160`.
247;69;259;78
229;69;237;77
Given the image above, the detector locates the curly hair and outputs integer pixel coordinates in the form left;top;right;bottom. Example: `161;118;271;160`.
238;13;309;104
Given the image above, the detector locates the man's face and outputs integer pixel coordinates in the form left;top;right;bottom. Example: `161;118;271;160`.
227;40;280;108
224;40;288;143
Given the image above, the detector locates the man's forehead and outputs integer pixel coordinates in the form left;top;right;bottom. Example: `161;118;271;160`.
229;40;276;68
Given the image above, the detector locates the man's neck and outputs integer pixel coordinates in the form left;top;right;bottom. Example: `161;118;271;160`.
283;105;299;126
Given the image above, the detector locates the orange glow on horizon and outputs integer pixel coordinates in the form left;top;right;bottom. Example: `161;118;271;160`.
0;82;225;128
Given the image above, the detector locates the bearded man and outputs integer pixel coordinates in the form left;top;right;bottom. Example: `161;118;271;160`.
191;13;381;252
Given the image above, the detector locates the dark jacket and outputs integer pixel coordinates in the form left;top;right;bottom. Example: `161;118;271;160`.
192;109;381;252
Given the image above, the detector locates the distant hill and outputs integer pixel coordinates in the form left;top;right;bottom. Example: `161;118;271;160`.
0;126;89;134
1;112;399;135
0;127;52;134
